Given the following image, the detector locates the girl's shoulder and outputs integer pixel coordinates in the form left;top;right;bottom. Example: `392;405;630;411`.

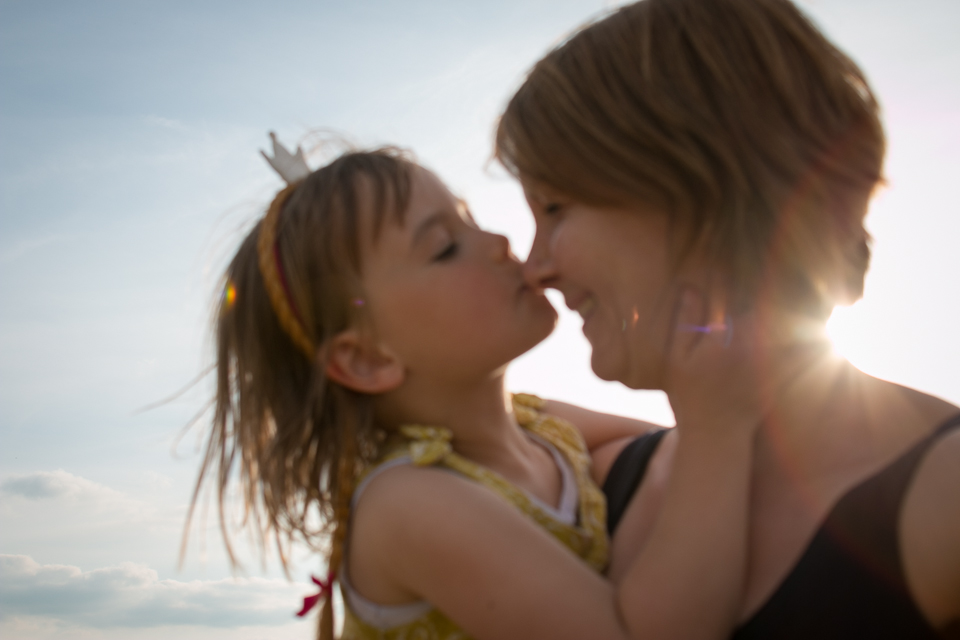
344;455;531;617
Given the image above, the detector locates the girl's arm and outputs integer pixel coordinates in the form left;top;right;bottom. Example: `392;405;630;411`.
351;465;630;640
615;420;754;639
352;418;752;640
541;400;667;486
613;295;763;639
541;400;663;452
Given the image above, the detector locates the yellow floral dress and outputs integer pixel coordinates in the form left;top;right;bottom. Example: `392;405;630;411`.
340;394;608;640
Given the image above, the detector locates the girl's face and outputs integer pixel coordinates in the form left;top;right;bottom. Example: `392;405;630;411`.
522;182;683;390
360;168;557;383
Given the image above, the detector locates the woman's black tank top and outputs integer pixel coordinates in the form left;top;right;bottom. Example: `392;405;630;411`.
602;416;960;639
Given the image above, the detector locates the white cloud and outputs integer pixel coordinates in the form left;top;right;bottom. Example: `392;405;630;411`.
0;469;297;583
1;470;128;504
0;555;311;629
0;618;312;640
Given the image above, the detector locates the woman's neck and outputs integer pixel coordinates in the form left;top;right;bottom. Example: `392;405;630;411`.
746;309;927;476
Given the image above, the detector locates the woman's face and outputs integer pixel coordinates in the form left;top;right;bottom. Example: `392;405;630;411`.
522;182;685;390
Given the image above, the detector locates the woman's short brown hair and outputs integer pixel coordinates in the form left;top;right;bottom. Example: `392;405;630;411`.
496;0;885;316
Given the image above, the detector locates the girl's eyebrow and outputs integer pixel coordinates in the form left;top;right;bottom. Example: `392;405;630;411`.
410;211;448;248
456;199;477;226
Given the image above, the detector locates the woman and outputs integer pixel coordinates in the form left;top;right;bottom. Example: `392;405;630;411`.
496;0;960;637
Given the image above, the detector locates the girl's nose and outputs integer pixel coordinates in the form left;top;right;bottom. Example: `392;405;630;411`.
489;232;511;262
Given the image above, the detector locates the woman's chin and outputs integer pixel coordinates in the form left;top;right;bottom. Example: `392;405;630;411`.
589;348;659;390
589;349;624;384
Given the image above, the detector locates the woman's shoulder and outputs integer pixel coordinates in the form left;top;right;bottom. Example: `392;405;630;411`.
899;415;960;629
892;380;959;426
846;373;958;452
872;380;960;629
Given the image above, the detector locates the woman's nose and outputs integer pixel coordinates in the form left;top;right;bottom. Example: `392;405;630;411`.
523;230;556;288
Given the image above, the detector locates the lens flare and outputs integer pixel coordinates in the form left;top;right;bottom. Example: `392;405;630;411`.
825;305;857;358
223;281;237;310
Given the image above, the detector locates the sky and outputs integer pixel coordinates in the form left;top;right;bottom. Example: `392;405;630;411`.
1;0;958;638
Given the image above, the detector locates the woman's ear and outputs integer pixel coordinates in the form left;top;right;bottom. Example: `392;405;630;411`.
323;330;404;394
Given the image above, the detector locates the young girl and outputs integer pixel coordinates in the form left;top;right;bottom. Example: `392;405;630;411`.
193;137;760;640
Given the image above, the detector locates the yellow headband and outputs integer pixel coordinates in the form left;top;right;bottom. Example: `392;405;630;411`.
257;183;317;358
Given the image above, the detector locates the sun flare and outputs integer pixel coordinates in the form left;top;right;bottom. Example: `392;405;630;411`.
825;305;861;360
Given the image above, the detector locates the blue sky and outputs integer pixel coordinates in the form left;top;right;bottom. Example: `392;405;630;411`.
1;1;958;638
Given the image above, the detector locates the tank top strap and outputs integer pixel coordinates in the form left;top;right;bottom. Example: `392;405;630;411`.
823;412;960;588
603;428;670;533
735;412;960;640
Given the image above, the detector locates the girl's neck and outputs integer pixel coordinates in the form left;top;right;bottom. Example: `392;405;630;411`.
375;372;533;467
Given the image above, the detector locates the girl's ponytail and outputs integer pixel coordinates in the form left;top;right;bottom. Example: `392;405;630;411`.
318;401;358;640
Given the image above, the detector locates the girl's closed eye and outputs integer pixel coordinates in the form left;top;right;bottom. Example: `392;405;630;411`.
433;241;459;261
544;202;563;215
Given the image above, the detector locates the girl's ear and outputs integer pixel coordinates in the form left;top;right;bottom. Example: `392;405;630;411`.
323;330;405;394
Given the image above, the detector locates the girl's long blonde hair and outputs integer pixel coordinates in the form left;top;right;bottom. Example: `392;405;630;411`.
188;148;413;639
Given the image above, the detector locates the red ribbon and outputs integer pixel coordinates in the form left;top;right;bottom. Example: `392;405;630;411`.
296;571;336;617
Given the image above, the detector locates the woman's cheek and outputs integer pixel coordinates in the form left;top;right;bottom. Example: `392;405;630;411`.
549;221;574;272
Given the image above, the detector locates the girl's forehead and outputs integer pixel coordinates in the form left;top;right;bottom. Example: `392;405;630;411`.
360;168;457;248
401;167;464;223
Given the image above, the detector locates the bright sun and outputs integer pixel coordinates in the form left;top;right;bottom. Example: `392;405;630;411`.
825;305;862;360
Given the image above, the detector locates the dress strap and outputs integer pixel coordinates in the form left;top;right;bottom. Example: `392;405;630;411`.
386;394;609;572
399;425;581;535
512;393;609;571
